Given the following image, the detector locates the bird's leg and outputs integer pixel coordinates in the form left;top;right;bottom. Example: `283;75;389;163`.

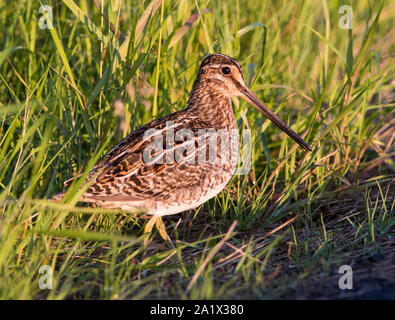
143;216;157;248
155;216;175;249
143;216;175;249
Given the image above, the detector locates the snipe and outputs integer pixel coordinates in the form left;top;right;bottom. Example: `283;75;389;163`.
54;53;311;247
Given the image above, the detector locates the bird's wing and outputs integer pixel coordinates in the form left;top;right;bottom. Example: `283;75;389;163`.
63;110;216;202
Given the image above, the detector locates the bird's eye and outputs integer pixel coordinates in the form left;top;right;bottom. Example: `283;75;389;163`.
221;67;231;75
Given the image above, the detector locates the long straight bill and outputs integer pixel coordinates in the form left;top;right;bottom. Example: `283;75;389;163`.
242;88;312;151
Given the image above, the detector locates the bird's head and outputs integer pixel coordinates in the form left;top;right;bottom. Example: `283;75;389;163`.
194;53;311;151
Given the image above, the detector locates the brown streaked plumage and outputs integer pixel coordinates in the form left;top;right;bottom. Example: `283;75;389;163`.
54;53;311;246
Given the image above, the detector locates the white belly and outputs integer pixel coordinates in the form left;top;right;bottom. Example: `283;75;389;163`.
150;174;233;217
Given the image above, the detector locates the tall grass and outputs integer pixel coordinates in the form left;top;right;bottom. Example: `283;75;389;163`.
0;0;394;299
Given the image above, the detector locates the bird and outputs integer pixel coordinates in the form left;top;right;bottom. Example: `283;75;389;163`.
53;53;311;247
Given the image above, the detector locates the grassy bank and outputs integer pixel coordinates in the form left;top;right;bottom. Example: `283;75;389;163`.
0;0;394;299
